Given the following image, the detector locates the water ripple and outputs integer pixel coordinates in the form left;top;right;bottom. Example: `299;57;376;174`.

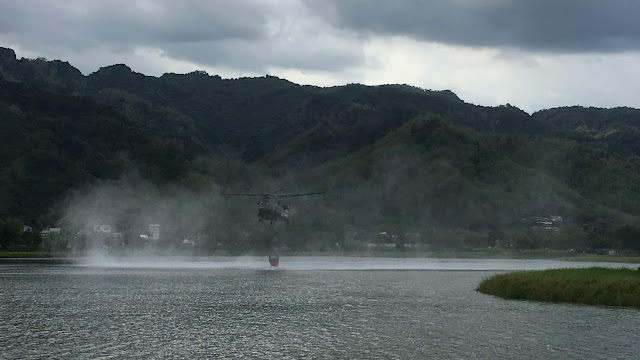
1;260;639;359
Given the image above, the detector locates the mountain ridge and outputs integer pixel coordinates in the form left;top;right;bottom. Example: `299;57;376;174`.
2;47;640;251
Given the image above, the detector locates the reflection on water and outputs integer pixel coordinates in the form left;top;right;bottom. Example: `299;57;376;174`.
1;258;638;359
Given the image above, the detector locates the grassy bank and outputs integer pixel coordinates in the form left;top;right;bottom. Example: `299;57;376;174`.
0;252;63;258
563;255;640;263
477;267;640;308
282;249;595;259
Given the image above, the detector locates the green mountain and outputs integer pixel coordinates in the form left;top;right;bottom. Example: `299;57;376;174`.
272;114;639;246
0;79;209;224
532;106;640;156
2;47;640;251
0;47;541;161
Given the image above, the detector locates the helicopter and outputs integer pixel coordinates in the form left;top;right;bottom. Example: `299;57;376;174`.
223;189;323;267
223;189;324;224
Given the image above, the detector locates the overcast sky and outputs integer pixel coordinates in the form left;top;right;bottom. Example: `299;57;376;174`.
1;0;639;113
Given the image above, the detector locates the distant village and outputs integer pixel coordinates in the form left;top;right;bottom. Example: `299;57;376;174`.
36;223;203;253
9;212;635;255
521;215;563;231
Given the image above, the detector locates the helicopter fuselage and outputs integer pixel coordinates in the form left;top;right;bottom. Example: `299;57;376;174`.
258;202;289;223
224;190;322;225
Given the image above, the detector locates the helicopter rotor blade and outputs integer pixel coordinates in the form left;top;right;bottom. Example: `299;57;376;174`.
222;193;269;197
222;191;324;198
273;192;324;198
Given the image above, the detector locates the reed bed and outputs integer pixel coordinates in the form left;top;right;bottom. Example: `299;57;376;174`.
477;267;640;308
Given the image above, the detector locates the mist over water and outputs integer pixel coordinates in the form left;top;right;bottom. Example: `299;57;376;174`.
56;172;233;257
56;169;338;258
75;256;640;271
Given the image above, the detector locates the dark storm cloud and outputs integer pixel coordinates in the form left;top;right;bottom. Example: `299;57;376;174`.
0;0;266;46
2;0;638;78
309;0;640;53
0;0;364;73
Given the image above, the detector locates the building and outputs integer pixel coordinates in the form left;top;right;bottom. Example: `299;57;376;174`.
550;216;563;223
149;224;160;240
40;227;62;236
526;215;564;231
93;225;112;234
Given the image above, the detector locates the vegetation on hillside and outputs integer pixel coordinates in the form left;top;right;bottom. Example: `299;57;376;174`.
0;80;213;225
263;114;640;251
2;47;640;253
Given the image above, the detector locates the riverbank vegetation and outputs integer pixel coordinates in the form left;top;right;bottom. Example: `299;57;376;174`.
0;251;58;258
476;268;640;308
563;255;640;263
0;217;42;251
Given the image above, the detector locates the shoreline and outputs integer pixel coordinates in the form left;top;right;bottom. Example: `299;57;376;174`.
2;250;640;263
0;257;77;265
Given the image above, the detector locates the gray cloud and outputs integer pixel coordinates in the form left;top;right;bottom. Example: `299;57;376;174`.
0;0;267;46
0;0;364;73
309;0;640;53
1;0;640;112
2;0;639;78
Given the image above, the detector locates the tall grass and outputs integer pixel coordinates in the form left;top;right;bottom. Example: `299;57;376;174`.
477;267;640;308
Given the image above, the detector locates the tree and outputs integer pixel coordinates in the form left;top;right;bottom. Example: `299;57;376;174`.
0;217;24;250
612;225;640;250
22;231;42;251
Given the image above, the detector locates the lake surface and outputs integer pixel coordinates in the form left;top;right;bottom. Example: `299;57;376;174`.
1;257;639;359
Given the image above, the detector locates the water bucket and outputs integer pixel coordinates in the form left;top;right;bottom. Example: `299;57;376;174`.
269;256;279;267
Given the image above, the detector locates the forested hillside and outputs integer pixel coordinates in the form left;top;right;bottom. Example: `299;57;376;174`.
2;47;640;252
0;79;213;224
0;47;540;160
264;114;640;250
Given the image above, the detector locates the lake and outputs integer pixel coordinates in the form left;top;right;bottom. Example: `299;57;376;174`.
1;257;639;359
